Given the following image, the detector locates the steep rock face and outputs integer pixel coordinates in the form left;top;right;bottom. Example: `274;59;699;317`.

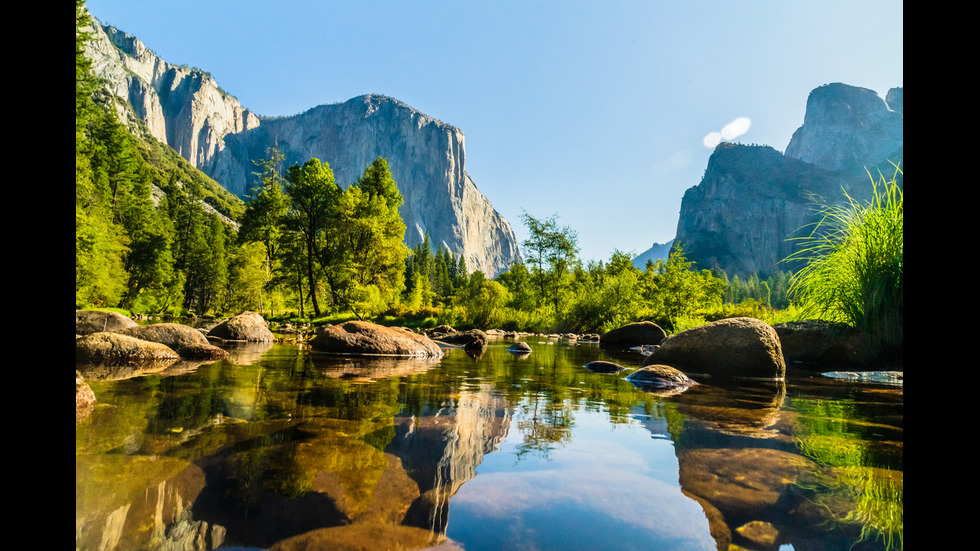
84;17;520;276
675;144;841;276
85;20;261;169
785;83;903;171
675;83;903;277
208;95;520;276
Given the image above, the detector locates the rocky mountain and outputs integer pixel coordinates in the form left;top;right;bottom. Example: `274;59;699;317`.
631;239;674;269
673;83;903;278
84;16;520;276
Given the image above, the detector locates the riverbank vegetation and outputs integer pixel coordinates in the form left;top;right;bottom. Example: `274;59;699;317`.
75;2;899;342
786;164;903;361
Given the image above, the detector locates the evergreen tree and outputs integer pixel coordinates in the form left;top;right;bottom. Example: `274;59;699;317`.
75;2;130;307
239;146;289;313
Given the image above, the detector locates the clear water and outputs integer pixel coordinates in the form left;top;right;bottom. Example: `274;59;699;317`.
75;336;903;551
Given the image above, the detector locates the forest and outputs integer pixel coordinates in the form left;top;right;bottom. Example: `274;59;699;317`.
75;1;898;343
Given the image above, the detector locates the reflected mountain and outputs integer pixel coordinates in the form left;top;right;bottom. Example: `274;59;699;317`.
661;378;903;550
387;385;513;541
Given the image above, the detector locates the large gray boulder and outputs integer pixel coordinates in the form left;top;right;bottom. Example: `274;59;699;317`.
76;310;138;335
643;317;785;380
310;321;443;357
76;332;180;366
773;320;876;369
116;322;209;349
599;321;667;349
207;312;275;342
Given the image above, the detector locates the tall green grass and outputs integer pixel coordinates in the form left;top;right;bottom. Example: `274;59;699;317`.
787;164;903;362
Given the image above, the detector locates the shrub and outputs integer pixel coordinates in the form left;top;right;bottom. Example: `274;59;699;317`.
787;164;903;361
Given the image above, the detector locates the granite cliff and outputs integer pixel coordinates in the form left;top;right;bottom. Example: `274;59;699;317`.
673;83;903;277
84;17;520;276
207;95;520;277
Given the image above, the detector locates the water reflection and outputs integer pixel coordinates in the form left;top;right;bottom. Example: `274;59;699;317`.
76;339;902;551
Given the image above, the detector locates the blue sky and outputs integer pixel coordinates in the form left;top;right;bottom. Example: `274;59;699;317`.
86;0;903;264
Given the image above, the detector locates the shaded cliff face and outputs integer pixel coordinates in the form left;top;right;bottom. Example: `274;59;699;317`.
675;83;903;277
675;144;842;276
84;18;520;277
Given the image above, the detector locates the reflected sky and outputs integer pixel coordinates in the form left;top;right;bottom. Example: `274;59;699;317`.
446;405;716;551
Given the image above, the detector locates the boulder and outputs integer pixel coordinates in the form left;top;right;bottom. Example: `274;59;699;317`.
76;332;180;366
310;321;443;357
116;322;209;350
584;361;626;373
599;321;667;349
508;342;532;353
431;329;488;350
773;320;876;368
76;309;138;335
626;364;697;389
207;312;275;342
643;317;785;380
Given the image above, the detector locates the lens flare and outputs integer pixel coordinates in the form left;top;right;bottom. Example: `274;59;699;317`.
703;117;751;148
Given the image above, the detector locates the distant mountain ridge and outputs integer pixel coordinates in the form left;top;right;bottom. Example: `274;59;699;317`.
672;82;903;278
84;16;520;277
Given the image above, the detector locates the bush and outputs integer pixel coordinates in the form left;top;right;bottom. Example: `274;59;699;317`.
787;164;903;361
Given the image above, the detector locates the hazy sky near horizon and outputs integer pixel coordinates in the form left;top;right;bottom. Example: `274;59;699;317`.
86;0;903;263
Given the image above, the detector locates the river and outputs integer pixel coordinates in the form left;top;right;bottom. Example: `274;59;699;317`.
75;335;903;551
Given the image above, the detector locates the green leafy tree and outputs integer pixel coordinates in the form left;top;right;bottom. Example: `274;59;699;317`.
519;211;580;315
322;157;408;318
285;158;340;317
642;244;724;330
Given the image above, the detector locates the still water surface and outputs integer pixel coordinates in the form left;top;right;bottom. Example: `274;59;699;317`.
76;336;902;551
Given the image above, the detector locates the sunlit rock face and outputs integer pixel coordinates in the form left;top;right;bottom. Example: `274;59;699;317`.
84;17;520;276
785;83;903;171
85;20;261;169
208;94;521;276
674;83;903;278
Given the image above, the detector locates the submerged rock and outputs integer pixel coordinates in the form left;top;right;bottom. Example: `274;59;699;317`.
310;321;443;357
76;372;96;423
584;361;626;373
176;343;230;361
643;317;785;380
626;364;697;390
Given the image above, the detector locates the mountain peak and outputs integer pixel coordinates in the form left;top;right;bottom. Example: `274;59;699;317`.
785;83;903;171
